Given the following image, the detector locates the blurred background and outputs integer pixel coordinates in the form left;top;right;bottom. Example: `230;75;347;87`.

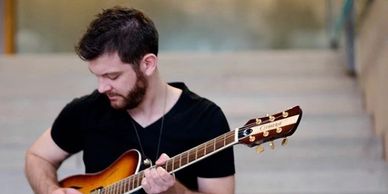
4;0;376;53
1;0;387;193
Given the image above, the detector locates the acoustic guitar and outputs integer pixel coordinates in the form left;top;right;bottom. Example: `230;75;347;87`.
59;106;303;194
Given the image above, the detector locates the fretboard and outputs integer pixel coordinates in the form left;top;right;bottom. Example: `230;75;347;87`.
99;129;237;194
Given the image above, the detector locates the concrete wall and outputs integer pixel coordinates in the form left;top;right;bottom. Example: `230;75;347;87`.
356;0;388;161
16;0;328;53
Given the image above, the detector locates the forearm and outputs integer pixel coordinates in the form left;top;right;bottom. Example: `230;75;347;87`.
164;181;204;194
25;150;61;194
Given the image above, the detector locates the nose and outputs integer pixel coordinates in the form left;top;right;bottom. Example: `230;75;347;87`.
97;79;112;93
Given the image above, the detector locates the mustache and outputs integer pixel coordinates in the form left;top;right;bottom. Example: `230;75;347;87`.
106;92;126;99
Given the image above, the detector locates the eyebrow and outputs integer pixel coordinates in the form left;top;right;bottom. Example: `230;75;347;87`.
87;67;120;78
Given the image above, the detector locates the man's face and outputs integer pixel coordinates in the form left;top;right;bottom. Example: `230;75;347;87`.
88;52;147;110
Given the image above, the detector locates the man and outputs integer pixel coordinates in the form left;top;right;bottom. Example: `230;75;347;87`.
25;7;235;194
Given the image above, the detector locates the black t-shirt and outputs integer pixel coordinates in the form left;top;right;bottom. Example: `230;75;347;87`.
51;82;235;192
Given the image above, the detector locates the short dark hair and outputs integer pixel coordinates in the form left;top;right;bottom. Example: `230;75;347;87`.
76;7;159;66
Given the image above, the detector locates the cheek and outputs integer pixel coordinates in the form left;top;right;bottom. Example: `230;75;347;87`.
117;74;137;92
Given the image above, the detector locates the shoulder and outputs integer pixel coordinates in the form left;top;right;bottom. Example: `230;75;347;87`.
70;90;106;106
65;90;109;112
168;82;228;135
170;82;221;113
53;90;111;124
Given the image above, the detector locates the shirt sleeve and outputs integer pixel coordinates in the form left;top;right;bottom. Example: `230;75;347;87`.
51;99;85;154
195;106;236;178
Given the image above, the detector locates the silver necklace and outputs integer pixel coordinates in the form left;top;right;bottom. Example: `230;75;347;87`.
130;85;167;167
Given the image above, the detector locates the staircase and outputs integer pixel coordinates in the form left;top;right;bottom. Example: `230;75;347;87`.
160;50;388;193
0;50;387;193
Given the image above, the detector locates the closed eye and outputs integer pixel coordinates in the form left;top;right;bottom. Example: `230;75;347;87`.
105;73;120;80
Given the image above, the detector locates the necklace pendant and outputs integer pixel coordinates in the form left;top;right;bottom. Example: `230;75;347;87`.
143;158;152;167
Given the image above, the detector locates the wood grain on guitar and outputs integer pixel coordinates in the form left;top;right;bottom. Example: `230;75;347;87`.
59;106;303;194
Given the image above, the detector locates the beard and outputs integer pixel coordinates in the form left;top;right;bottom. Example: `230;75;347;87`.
107;71;148;110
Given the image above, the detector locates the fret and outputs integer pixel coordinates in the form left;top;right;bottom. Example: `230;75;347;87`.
179;155;183;168
179;154;182;167
186;150;189;164
198;145;205;158
122;180;126;193
107;184;111;194
134;174;138;189
202;144;207;155
127;177;131;192
213;138;216;151
125;177;129;191
164;160;169;171
136;173;141;188
112;183;116;194
179;151;187;167
120;180;123;193
166;159;172;172
132;175;135;190
209;142;213;153
223;133;226;147
173;156;177;170
174;155;181;170
170;159;174;171
115;182;119;193
227;133;235;144
209;140;214;153
216;136;224;150
109;183;113;194
188;149;194;163
124;179;128;193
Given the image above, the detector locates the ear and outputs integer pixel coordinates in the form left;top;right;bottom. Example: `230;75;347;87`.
139;54;158;76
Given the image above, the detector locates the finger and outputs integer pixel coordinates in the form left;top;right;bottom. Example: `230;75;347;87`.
52;188;81;194
148;167;171;192
141;177;151;193
145;168;158;188
155;153;170;165
52;189;65;194
157;167;175;184
66;188;82;194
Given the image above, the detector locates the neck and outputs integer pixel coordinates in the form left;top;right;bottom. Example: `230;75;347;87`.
127;77;181;127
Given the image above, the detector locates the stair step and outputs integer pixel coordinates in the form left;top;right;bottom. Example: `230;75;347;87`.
212;93;364;118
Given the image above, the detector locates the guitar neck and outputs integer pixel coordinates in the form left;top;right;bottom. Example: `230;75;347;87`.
105;129;238;193
163;129;238;173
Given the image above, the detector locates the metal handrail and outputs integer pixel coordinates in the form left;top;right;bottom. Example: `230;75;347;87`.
328;0;355;75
